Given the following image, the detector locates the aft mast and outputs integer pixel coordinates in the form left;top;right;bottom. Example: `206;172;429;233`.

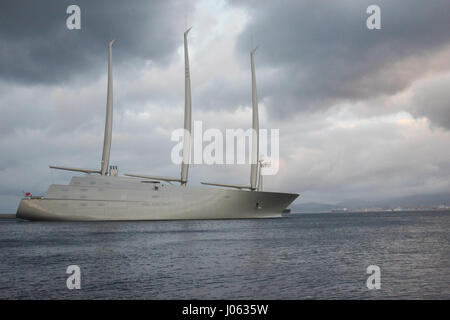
101;40;115;176
180;28;192;186
49;40;115;175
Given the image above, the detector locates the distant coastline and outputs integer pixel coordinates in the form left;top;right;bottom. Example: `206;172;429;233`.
290;209;450;214
0;214;16;219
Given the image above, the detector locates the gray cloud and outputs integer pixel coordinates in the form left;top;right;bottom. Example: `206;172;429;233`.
232;0;450;119
409;73;450;129
0;0;194;84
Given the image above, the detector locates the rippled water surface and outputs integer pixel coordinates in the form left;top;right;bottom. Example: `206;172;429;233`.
0;211;448;299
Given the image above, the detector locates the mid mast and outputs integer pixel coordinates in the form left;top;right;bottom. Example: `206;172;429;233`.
125;28;193;184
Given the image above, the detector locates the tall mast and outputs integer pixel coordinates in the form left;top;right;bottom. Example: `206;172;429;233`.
250;47;259;190
101;40;115;176
181;28;192;185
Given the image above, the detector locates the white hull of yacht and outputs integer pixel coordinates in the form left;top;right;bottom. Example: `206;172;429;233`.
16;176;298;221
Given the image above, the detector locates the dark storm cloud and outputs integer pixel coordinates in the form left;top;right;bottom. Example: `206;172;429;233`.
0;0;194;84
232;0;450;117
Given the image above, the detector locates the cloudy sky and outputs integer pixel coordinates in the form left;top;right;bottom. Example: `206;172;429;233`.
1;0;450;212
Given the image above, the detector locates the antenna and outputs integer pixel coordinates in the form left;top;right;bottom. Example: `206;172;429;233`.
257;159;262;191
101;40;115;176
257;158;270;191
180;28;192;186
250;47;259;190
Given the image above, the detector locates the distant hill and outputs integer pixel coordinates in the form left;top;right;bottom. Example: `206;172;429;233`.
0;214;16;219
290;202;337;213
291;192;450;213
337;192;450;209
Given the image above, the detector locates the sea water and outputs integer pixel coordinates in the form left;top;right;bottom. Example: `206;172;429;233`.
0;211;448;299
